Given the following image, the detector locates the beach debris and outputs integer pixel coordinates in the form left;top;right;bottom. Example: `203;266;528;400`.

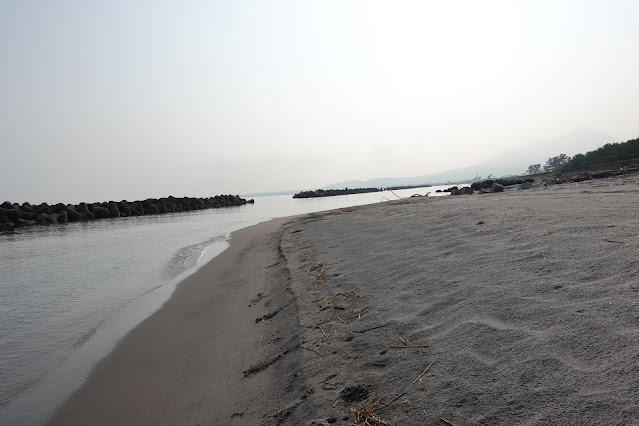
319;373;338;384
343;291;365;300
383;360;435;407
318;298;331;308
243;350;288;377
351;399;392;426
316;269;327;280
389;337;429;349
315;325;329;342
249;292;265;307
319;374;341;390
333;305;348;310
308;262;323;272
269;392;310;423
301;345;324;357
353;323;390;334
440;419;458;425
315;318;330;327
336;316;350;325
255;307;281;323
603;239;629;245
346;361;435;425
351;305;369;319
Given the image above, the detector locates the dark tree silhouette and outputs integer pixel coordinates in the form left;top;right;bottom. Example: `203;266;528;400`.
525;164;542;175
544;154;571;172
562;138;639;169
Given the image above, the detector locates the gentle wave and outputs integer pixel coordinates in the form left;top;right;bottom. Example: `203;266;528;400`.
163;233;229;279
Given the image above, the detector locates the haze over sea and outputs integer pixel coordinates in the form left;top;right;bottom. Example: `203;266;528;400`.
0;187;446;425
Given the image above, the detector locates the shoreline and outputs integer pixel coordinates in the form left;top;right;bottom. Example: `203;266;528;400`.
47;174;639;424
47;216;301;425
1;186;442;425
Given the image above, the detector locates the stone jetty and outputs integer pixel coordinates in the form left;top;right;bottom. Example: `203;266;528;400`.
293;188;381;198
0;195;254;231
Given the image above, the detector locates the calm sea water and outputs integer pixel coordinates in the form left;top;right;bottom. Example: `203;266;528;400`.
0;187;451;425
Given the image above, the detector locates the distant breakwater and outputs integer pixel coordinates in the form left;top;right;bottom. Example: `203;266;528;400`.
293;188;380;198
0;195;254;231
293;184;432;199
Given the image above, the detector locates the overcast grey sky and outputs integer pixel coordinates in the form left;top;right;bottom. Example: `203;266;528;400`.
2;0;638;203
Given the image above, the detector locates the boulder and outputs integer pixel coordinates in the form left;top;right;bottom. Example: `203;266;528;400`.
108;203;121;218
519;182;533;190
491;183;505;193
37;204;51;214
57;211;68;223
92;205;110;219
35;212;50;223
0;208;30;221
0;215;11;224
129;205;141;216
55;203;81;221
1;201;13;209
119;203;132;217
451;187;473;195
20;202;33;212
76;203;93;220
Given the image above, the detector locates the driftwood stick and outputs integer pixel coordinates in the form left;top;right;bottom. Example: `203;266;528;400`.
336;316;349;325
389;345;429;349
301;345;324;357
383;360;435;407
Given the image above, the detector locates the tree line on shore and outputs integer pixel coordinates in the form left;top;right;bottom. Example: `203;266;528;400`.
526;137;639;175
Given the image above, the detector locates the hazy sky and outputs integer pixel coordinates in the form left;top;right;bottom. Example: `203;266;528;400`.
2;0;638;203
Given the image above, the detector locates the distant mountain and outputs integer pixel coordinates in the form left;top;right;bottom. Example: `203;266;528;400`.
324;127;617;188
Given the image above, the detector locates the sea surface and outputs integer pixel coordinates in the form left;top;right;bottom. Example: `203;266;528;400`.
0;186;451;425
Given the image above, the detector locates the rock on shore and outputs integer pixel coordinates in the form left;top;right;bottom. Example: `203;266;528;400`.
0;195;254;231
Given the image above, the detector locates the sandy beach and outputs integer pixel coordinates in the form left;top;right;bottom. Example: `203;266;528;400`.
49;174;639;425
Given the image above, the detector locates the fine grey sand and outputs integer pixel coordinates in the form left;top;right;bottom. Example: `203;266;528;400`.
50;174;639;425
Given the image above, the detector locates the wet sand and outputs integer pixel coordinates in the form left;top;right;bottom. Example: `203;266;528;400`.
50;174;639;425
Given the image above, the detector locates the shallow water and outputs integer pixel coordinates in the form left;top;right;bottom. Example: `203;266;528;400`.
0;186;451;424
